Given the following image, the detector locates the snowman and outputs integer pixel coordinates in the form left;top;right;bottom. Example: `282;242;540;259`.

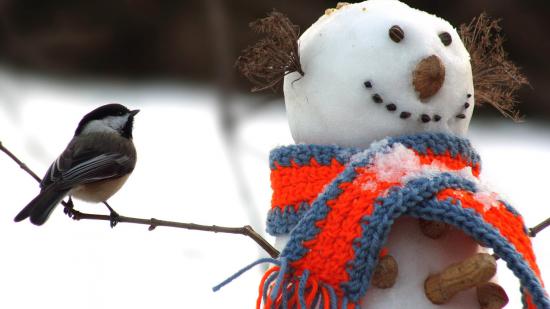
223;0;548;308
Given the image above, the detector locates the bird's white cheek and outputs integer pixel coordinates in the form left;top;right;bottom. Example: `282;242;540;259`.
81;119;118;135
81;115;129;135
106;115;130;131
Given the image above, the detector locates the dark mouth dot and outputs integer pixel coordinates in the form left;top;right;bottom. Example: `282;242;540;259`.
433;115;441;122
400;111;411;119
386;103;397;111
456;114;466;119
464;102;470;109
364;81;372;88
467;94;472;98
372;94;383;103
421;114;431;123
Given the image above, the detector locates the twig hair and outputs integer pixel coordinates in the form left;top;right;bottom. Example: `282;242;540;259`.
236;11;303;92
459;13;529;121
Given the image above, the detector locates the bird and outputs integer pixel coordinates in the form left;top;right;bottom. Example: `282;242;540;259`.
14;103;139;226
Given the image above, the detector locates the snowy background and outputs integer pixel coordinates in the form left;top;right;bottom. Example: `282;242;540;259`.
0;68;549;308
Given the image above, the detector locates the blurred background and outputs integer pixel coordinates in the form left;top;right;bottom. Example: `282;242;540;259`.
0;0;549;118
0;1;549;309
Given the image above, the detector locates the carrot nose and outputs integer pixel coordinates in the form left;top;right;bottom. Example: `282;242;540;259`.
412;55;445;101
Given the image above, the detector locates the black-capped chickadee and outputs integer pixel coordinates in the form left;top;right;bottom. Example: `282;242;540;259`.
14;103;139;226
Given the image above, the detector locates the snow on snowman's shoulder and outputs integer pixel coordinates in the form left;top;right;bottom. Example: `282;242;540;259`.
346;137;504;212
354;142;475;184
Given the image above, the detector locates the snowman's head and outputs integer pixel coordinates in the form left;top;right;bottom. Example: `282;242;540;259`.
284;0;473;148
238;0;527;149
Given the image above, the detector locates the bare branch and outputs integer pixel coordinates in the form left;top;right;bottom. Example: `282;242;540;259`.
0;141;41;182
530;216;550;238
0;140;280;258
68;208;279;258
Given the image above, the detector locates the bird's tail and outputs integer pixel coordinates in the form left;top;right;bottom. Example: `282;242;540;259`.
14;189;69;225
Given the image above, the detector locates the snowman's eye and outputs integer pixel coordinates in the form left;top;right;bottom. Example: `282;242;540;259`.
439;32;452;46
389;25;404;43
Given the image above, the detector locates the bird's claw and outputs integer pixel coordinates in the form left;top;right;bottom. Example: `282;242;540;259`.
104;202;120;228
109;211;120;228
63;197;75;218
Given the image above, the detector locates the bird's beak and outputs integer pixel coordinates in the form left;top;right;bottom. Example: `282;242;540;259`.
130;109;140;116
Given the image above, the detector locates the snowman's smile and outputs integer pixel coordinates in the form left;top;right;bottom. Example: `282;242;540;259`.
363;80;472;123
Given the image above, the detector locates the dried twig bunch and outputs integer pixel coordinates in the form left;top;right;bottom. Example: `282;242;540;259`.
459;13;529;121
235;11;303;92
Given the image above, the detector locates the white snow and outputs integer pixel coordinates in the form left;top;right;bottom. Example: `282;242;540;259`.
361;180;379;192
473;191;502;212
352;143;502;214
370;144;424;182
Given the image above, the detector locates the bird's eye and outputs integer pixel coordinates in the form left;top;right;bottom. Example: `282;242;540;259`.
389;25;404;43
439;32;452;46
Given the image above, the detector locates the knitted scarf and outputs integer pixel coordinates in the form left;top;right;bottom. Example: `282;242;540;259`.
217;132;548;308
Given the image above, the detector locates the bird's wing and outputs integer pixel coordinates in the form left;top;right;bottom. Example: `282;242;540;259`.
40;142;82;188
40;146;134;190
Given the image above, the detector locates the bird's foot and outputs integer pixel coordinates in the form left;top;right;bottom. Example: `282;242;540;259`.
103;202;120;228
63;197;76;218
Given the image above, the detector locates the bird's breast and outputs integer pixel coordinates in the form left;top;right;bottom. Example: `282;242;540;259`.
71;174;130;203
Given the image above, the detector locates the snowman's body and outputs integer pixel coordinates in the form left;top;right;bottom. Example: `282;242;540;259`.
278;1;485;307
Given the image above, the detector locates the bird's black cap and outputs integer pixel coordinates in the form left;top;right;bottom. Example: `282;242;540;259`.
74;103;136;137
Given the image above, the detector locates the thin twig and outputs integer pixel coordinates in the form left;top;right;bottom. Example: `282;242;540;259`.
0;141;41;182
69;208;279;258
529;216;550;237
1;140;280;258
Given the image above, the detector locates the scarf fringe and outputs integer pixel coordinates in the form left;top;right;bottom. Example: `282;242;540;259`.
212;257;281;292
258;260;358;309
214;257;358;309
